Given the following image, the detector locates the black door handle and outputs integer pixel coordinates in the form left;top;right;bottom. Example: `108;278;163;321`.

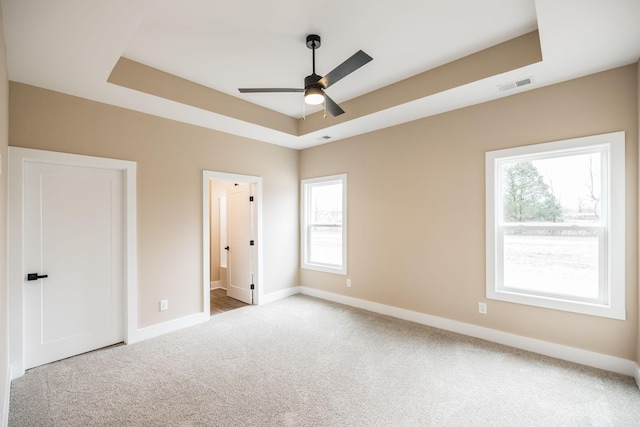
224;246;230;251
27;273;48;281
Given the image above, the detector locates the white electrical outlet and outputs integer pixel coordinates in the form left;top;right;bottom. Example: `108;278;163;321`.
160;299;168;311
346;279;352;288
478;302;487;314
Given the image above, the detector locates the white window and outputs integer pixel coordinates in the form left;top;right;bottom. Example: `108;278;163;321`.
486;132;625;319
301;174;347;275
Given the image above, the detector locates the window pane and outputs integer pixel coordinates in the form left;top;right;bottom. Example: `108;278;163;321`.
308;225;342;266
487;132;624;319
301;174;346;274
502;229;600;300
310;182;342;226
502;153;601;225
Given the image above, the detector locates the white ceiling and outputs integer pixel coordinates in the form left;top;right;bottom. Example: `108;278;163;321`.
2;0;640;149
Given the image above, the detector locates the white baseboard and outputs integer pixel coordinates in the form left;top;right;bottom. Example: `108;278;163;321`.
127;312;209;344
210;281;221;290
261;286;301;305
1;365;9;427
297;286;638;380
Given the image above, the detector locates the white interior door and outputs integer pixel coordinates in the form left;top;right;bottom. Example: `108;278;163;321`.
219;196;227;269
23;161;124;369
226;184;253;304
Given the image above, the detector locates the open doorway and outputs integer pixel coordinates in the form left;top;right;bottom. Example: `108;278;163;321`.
202;171;263;317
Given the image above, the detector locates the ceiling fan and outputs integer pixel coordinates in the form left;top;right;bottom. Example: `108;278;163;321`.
238;34;373;117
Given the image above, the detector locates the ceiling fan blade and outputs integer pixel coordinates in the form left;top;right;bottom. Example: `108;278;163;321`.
324;94;345;117
317;50;373;89
238;88;304;93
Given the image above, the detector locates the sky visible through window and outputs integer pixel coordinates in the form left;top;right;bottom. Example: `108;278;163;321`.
532;152;601;223
310;182;342;225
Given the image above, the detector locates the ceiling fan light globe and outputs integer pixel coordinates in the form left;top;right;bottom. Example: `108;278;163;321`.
305;94;324;105
304;87;324;105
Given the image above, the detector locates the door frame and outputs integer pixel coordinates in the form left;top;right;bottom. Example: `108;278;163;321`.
202;171;263;313
8;148;137;379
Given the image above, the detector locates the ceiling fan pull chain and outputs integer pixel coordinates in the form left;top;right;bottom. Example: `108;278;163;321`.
323;98;327;119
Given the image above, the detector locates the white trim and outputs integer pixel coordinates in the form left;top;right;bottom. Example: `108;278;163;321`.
261;286;301;305
1;365;9;427
203;171;263;310
8;148;138;378
297;286;637;378
131;312;209;343
210;281;221;290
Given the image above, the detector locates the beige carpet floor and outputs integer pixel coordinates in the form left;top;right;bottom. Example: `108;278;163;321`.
9;295;640;426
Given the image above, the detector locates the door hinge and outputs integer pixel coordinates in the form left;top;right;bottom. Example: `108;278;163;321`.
250;284;255;290
250;240;254;246
249;196;254;202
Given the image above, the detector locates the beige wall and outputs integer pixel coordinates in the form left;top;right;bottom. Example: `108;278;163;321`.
8;83;300;328
0;4;9;418
300;64;639;360
637;60;640;367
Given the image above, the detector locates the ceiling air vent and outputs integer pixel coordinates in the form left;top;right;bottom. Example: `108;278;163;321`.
498;76;534;92
321;135;332;140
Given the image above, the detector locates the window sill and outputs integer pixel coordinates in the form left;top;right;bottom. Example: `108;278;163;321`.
487;287;625;320
301;263;347;276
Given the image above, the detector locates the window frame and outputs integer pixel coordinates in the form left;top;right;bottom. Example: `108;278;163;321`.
301;174;347;275
485;132;625;319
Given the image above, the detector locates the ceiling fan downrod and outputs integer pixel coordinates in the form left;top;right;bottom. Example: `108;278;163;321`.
305;34;322;90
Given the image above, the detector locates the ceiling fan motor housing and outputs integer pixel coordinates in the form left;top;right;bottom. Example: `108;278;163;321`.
305;73;322;90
